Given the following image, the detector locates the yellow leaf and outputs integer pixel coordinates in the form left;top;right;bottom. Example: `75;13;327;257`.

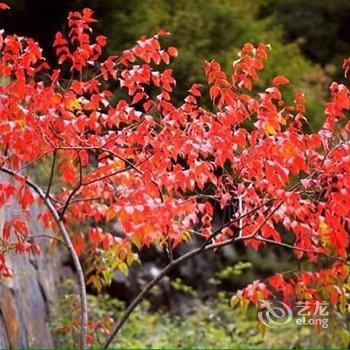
112;159;125;170
126;251;136;265
16;119;26;131
93;277;102;292
182;230;191;242
240;297;249;311
282;141;296;158
118;261;128;275
230;295;239;308
132;236;142;249
264;123;276;135
319;219;330;235
67;99;82;111
106;206;117;222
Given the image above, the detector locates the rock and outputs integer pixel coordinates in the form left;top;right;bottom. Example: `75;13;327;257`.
0;174;71;348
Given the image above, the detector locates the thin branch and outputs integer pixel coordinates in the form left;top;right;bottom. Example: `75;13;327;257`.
253;236;350;266
103;201;281;349
238;195;244;238
46;150;57;198
81;166;133;186
166;240;173;262
0;166;88;349
29;234;68;249
69;196;102;205
101;148;143;175
103;194;303;348
102;232;251;349
200;197;275;249
103;168;318;347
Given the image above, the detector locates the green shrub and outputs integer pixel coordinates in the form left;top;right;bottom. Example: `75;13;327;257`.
52;280;349;349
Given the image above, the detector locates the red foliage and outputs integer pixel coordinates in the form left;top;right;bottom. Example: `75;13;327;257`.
0;6;349;332
0;3;9;10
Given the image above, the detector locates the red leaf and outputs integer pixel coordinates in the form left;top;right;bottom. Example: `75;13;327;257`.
0;2;9;10
204;201;213;216
96;35;107;47
272;75;289;86
20;188;34;209
2;221;11;240
89;229;101;247
268;274;284;290
87;335;94;345
242;43;254;53
53;32;67;47
72;233;85;256
167;47;178;58
102;233;113;250
12;217;29;236
59;162;77;185
143;100;153;112
188;84;202;97
132;92;145;105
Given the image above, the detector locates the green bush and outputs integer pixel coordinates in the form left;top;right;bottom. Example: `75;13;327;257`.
52;280;349;349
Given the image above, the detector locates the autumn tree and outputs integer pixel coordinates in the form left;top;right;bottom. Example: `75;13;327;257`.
0;4;349;349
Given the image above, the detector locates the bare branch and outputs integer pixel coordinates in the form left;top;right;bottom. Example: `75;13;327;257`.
46;150;57;198
102;232;253;349
166;240;173;262
103;194;305;348
81;165;133;186
253;236;350;266
29;234;68;249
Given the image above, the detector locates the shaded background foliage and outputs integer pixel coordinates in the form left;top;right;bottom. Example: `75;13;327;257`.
3;0;344;126
259;0;350;69
1;0;350;347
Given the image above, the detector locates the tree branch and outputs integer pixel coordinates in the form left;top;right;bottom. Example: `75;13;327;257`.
29;234;68;248
102;235;243;349
102;204;279;349
81;165;133;186
253;236;350;266
103;192;309;348
0;166;88;349
46;150;57;198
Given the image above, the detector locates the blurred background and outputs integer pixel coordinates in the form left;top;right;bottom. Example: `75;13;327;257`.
4;0;350;127
1;1;349;348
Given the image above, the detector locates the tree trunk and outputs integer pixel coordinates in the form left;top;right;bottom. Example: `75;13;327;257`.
0;174;70;348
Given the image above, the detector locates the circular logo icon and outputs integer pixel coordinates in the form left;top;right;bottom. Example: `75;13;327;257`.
258;300;293;327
